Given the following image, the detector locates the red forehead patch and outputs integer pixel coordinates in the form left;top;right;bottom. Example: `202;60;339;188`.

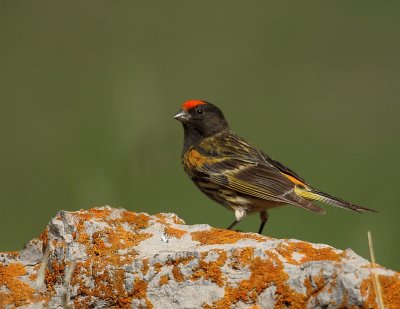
181;100;206;111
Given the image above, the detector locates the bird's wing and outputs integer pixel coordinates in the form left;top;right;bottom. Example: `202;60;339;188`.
186;134;325;214
260;151;310;186
208;159;324;213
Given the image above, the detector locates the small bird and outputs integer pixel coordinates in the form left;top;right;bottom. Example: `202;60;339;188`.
174;100;376;234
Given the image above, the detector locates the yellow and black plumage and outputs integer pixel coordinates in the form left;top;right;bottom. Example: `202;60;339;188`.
174;100;376;234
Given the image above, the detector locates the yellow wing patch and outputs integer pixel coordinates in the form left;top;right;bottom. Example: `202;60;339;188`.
226;175;285;203
294;187;324;202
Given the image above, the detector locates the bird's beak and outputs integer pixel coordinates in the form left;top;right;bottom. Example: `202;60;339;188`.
173;109;190;122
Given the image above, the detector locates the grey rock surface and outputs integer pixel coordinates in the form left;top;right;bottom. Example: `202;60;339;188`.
0;206;398;308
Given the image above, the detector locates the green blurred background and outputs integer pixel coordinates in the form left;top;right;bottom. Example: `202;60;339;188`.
1;1;399;270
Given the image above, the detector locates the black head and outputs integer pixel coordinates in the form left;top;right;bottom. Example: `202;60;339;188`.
174;100;229;141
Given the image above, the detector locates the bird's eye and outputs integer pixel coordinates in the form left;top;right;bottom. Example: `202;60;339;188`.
196;108;203;115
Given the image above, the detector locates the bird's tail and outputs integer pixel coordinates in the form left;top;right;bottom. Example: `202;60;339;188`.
294;187;377;213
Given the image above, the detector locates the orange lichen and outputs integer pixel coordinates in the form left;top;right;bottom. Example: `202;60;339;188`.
155;214;169;225
1;251;19;258
29;273;37;281
142;258;150;275
231;247;254;269
39;227;49;248
361;273;400;309
6;207;400;308
71;258;135;309
159;275;169;286
276;241;342;265
164;226;187;239
154;262;163;273
361;274;378;308
168;256;194;267
44;259;66;295
132;278;148;298
76;230;89;244
339;290;350;308
69;209;169;263
82;225;150;259
169;256;195;283
380;274;400;309
172;265;185;282
61;208;153;308
0;262;35;307
304;274;326;298
171;214;185;225
191;228;265;245
118;212;150;230
192;250;227;287
204;250;307;308
304;277;312;294
73;209;151;250
131;278;153;308
155;213;185;225
73;207;112;223
69;242;145;306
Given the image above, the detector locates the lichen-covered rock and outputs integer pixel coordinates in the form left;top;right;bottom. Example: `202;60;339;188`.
0;206;398;308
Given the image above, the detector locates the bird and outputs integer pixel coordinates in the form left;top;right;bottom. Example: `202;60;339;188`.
174;100;376;234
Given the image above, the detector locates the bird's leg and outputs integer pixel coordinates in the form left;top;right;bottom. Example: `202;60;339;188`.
227;220;239;230
227;208;247;231
258;210;269;234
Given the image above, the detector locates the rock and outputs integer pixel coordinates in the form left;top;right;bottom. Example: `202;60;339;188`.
0;206;398;308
